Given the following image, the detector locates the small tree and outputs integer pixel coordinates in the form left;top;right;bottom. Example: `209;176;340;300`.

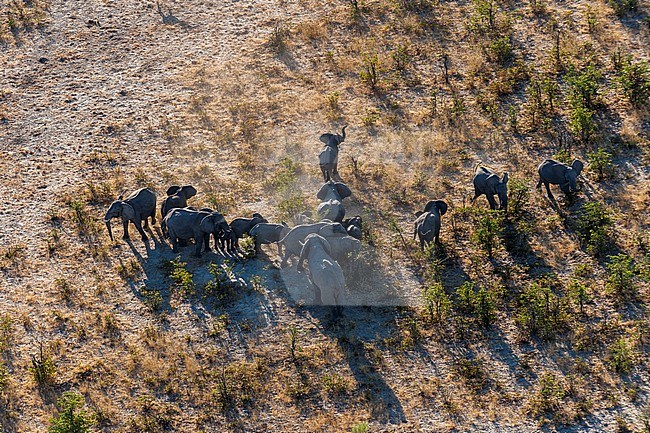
49;391;95;433
587;148;613;181
606;254;637;300
423;282;451;323
473;210;503;258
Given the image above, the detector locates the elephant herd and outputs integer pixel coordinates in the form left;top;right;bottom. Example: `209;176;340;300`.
103;126;585;306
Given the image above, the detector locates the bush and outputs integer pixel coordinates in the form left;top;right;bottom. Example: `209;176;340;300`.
568;104;597;143
49;391;95;433
609;338;634;373
164;258;195;296
508;177;530;219
615;57;650;106
472;209;504;258
575;201;612;256
454;281;496;327
605;254;637;300
517;278;568;341
608;0;638;16
423;282;451;323
568;279;590;314
566;65;602;110
587;148;613;181
527;372;567;419
486;36;514;65
359;53;380;91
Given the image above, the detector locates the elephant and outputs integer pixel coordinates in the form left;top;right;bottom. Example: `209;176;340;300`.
297;234;346;307
228;213;268;249
471;164;509;211
293;210;313;225
278;221;348;267
163;208;229;257
160;185;197;238
316;181;352;222
536;159;584;199
319;125;347;182
249;222;290;255
413;199;448;250
217;228;238;253
104;188;156;243
342;216;363;240
324;235;361;264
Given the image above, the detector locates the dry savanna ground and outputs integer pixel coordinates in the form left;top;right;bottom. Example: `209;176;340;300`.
1;0;650;431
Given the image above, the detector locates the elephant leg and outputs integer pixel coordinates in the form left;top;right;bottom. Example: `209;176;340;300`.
276;242;283;257
280;250;291;268
150;212;156;226
536;177;542;189
419;236;425;250
179;238;188;247
486;195;497;210
471;189;481;203
544;182;554;200
333;165;341;182
171;237;179;253
122;220;130;240
203;234;211;252
320;165;328;181
133;220;148;242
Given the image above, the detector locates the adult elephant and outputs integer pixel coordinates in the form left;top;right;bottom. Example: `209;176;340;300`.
341;216;363;240
104;188;156;244
316;181;352;222
163;208;229;257
414;199;448;250
319;125;347;182
471;164;509;211
249;222;290;255
278;221;347;267
160;185;197;237
297;234;346;308
537;159;584;200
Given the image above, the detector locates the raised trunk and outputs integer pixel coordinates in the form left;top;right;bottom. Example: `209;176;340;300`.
341;125;347;142
105;220;114;241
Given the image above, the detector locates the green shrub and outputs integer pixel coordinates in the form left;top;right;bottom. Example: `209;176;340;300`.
423;282;451;323
608;0;638;16
30;343;56;386
517;278;568;341
486;36;514;65
615;57;650;106
527;372;567;418
454;282;495;327
164;257;195;296
605;254;637;300
508;177;530;219
472;209;504;258
566;65;602;110
575;201;612;256
359;53;380;91
469;0;497;34
587;148;613;181
568;103;597;143
351;421;369;433
609;338;634;373
568;279;589;314
49;391;95;433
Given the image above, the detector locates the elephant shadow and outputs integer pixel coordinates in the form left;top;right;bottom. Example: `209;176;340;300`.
305;306;408;425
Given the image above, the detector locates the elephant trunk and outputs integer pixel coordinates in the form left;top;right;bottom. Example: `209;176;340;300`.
341;125;347;142
105;219;114;241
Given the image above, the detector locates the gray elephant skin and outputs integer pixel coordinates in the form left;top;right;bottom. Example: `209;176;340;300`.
414;200;448;250
316;181;352;222
325;235;361;263
104;188;157;243
163;208;229;257
342;216;362;240
319;125;347;182
278;221;348;267
228;213;268;249
249;222;290;255
472;165;509;211
537;159;584;199
297;234;346;307
160;185;197;237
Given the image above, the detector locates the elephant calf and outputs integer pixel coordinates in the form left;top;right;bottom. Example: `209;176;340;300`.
472;164;509;211
316;181;352;222
414;200;448;250
104;188;157;243
249;222;290;255
228;213;268;250
298;234;346;307
537;159;584;200
341;216;362;240
163;208;229;257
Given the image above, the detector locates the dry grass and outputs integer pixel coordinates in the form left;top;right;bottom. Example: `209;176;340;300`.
0;0;649;431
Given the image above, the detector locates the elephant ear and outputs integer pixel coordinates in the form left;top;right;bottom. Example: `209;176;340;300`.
319;133;335;145
316;183;330;200
415;210;424;218
166;185;181;196
335;182;352;199
436;200;448;216
281;221;289;227
318;236;332;256
182;185;197;199
501;172;509;184
121;202;136;221
571;159;584;176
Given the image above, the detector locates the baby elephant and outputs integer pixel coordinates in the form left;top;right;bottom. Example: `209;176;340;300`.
537;159;584;200
249;222;290;255
414;200;448;250
472;165;509;211
229;213;268;250
341;216;362;240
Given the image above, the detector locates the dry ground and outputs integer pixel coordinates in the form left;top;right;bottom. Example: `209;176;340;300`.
1;0;650;432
